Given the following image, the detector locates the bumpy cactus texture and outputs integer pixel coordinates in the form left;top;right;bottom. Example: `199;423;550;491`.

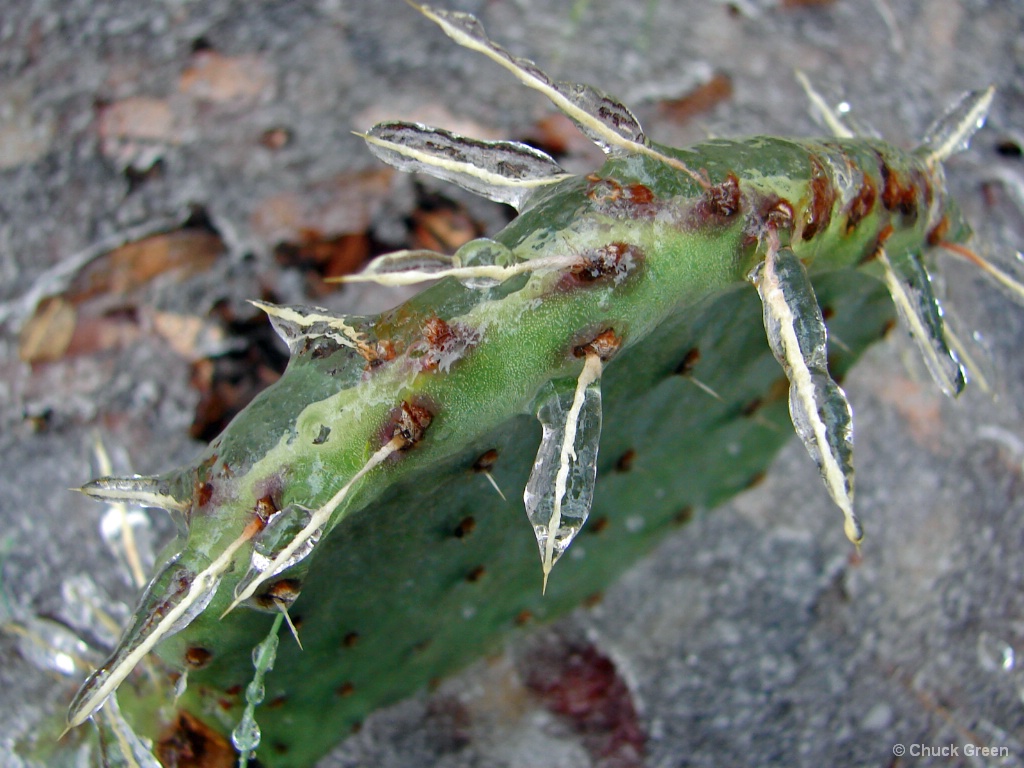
57;4;1014;767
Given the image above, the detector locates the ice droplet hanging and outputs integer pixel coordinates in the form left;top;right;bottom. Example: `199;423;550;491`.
523;353;603;592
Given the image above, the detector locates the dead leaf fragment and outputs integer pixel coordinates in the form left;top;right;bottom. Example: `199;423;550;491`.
152;311;226;361
18;297;76;363
411;204;478;253
657;72;733;124
274;231;371;296
70;230;224;302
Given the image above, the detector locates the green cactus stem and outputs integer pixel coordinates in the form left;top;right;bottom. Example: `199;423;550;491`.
61;4;1014;767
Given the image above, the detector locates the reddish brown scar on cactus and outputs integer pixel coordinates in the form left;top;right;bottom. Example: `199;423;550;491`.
573;329;622;361
392;401;434;448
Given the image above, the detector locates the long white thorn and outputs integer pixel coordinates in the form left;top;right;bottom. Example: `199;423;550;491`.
482;471;507;501
222;436;405;617
939;242;1024;304
795;70;855;139
275;601;302;650
332;253;578;287
67;519;261;730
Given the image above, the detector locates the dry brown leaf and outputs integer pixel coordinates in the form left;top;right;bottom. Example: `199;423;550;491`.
657;73;734;125
69;230;223;302
151;311;225;361
18;296;77;363
411;206;478;253
274;231;371;297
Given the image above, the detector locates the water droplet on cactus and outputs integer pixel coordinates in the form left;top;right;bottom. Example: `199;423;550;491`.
231;712;261;754
174;670;188;701
524;355;603;589
246;678;266;706
453;238;521;289
232;614;283;760
235;505;322;601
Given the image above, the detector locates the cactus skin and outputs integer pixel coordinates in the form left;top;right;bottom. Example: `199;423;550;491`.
64;6;998;767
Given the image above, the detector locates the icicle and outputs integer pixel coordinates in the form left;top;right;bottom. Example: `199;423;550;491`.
94;695;162;768
249;301;370;356
409;2;708;187
89;439;159;589
452;238;522;289
523;353;603;592
876;246;965;397
233;613;284;768
750;243;862;546
67;520;261;730
78;475;186;514
361;122;570;211
223;435;408;617
6;615;94;678
173;669;188;702
236;504;321;593
335;250;577;288
920;86;995;166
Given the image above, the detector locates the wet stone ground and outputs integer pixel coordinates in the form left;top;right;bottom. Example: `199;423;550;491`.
2;1;1023;766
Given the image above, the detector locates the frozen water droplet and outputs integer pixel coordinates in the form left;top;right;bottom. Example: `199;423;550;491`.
69;518;255;728
246;678;265;706
921;87;994;162
11;616;94;677
252;628;280;671
878;247;965;397
95;695;162;767
235;505;322;601
752;245;860;544
232;613;284;760
978;632;1016;673
524;355;603;587
231;712;261;754
416;4;656;161
363;122;568;210
553;81;646;153
174;670;188;701
453;238;521;289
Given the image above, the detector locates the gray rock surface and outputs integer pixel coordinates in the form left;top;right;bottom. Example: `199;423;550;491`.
1;1;1022;766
